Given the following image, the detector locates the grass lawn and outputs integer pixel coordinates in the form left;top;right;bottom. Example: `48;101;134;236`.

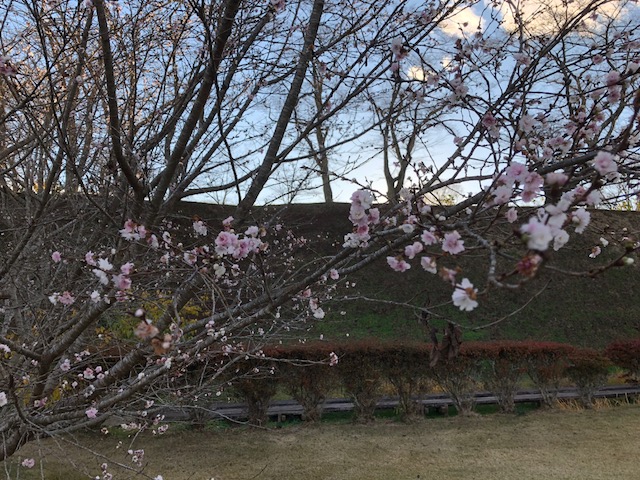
6;404;640;480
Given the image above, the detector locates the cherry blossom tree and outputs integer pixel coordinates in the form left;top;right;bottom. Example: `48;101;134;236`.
0;0;639;468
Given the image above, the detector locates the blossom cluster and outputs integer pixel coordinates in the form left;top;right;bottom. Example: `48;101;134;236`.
343;190;380;248
349;142;631;312
490;161;544;205
0;56;16;76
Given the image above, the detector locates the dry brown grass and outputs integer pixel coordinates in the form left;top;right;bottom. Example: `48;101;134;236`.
7;405;640;480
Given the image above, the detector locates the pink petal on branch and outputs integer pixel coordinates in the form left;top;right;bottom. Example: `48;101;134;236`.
452;278;478;312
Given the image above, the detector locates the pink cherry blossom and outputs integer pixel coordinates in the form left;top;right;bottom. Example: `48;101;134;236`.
605;71;620;86
492;185;513;205
215;231;239;255
439;267;458;285
546;212;567;235
97;258;113;271
420;256;437;274
513;53;531;66
387;256;411;272
421;230;438;246
350;189;373;209
521;172;543;202
404;241;424;259
506;207;518;223
85;407;98;419
148;234;159;249
59;291;75;305
572;208;590;234
93;269;109;285
343;231;370;248
60;359;71;372
586;190;602;206
329;269;339;280
85;251;97;266
608;85;621;103
517;254;543;277
592;151;618;175
329;352;339;367
193;220;207;236
183;251;197;266
233;237;261;260
401;223;415;234
553;230;570;251
120;262;134;275
0;56;17;76
21;458;35;469
112;274;132;290
390;37;407;61
482;113;497;129
349;203;367;226
442;231;465;255
51;251;62;263
271;0;285;12
520;217;553;251
245;226;259;237
134;321;159;340
545;172;568;186
368;208;380;225
452;278;478;311
504;162;528;184
120;219;145;241
518;114;536;133
589;246;602;258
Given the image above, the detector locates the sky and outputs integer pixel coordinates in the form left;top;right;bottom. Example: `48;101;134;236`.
281;0;639;204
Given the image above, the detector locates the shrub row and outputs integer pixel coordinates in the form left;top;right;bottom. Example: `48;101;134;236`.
227;338;638;425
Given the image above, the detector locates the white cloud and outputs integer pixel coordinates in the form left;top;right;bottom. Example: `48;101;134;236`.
439;7;483;36
492;0;627;36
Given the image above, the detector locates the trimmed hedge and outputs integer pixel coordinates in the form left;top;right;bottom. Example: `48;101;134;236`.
469;341;528;413
523;342;575;407
605;338;640;382
378;342;432;419
268;343;338;422
566;348;611;408
232;355;278;426
334;341;387;423
225;339;621;423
